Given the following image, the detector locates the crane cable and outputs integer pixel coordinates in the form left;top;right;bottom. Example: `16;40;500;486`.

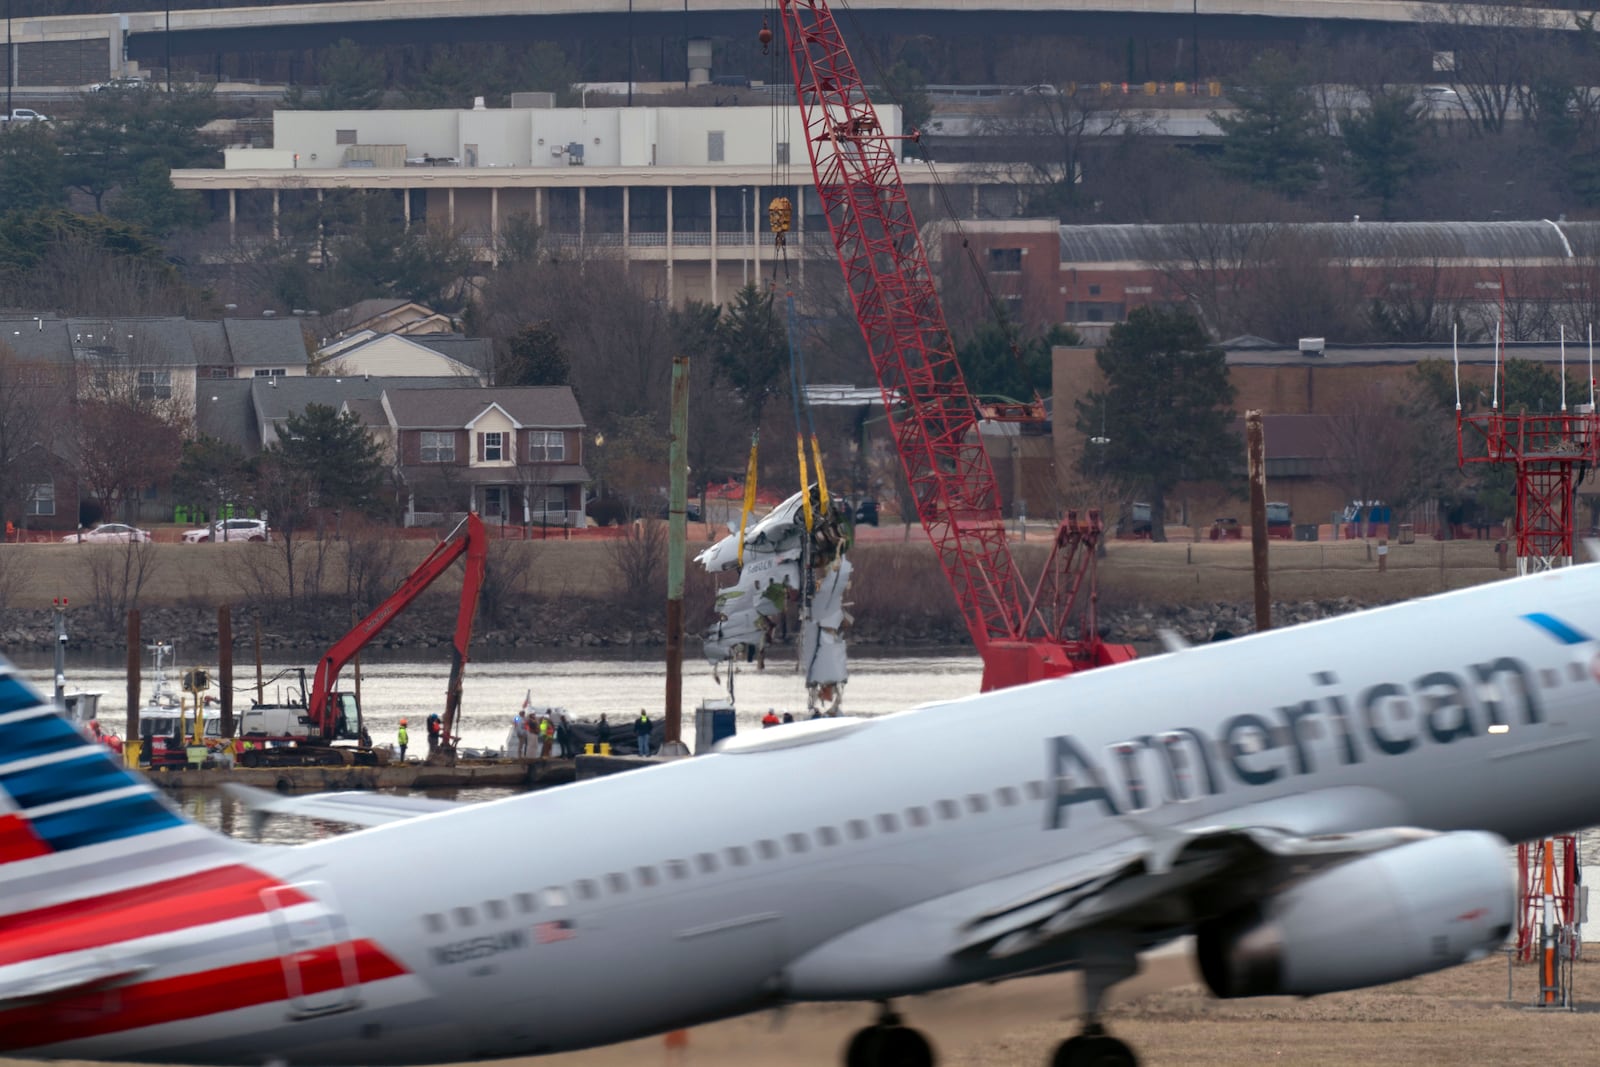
784;291;818;533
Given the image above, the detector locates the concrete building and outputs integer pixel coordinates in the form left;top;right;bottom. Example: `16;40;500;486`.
944;220;1600;334
170;102;1038;307
1052;338;1598;535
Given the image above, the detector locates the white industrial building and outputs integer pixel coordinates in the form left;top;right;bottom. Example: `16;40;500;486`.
174;102;1024;306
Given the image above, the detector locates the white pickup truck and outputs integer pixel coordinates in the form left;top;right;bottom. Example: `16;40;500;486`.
0;109;50;124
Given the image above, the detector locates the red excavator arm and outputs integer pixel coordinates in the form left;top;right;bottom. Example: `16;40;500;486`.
306;513;489;746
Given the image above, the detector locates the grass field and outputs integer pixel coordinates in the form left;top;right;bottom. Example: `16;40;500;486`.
0;530;1517;616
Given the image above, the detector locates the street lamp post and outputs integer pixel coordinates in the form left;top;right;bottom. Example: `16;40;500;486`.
1191;0;1199;89
741;186;749;287
627;0;634;107
7;0;14;120
165;0;172;92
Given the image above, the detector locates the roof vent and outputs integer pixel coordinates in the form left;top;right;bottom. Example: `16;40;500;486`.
262;310;276;318
1298;337;1325;357
473;96;487;111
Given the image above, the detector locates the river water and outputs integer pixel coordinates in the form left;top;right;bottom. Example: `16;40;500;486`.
4;649;981;846
10;649;983;753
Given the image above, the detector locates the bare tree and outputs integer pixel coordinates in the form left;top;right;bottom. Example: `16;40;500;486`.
1321;384;1422;536
605;518;667;609
1416;0;1567;135
343;515;404;611
1136;220;1285;339
85;540;162;628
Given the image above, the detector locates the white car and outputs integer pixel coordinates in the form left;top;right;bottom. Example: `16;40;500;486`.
182;518;270;543
63;523;151;544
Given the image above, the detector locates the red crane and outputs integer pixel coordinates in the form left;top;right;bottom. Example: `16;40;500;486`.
773;0;1135;690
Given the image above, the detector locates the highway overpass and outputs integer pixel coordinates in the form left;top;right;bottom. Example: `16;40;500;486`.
5;0;1587;87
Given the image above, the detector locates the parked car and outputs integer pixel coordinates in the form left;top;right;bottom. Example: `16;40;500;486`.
852;498;879;526
88;78;148;92
63;523;151;544
182;518;270;543
653;501;705;522
1;108;49;124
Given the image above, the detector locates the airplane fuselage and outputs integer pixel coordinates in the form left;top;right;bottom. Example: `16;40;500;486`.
16;567;1600;1064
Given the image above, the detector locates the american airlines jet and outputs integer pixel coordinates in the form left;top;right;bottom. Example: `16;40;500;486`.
1;562;1596;1067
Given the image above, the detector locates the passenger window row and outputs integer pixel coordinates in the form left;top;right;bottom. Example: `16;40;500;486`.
421;780;1048;934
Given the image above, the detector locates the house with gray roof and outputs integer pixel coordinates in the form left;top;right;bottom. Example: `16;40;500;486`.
378;386;589;526
196;374;482;455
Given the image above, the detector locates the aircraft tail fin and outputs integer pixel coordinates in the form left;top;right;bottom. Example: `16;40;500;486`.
0;658;235;917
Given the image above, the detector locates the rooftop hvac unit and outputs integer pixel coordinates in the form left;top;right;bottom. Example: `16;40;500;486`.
567;142;585;165
1298;337;1325;357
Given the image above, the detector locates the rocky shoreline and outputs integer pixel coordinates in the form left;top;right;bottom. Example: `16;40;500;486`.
1;594;1376;659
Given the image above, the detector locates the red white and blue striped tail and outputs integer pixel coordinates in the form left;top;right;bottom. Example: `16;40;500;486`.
0;659;238;920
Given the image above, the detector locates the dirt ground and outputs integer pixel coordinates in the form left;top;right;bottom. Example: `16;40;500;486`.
4;529;1513;612
10;951;1597;1067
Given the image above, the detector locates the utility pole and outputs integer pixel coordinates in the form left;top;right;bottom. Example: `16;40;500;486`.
663;355;691;756
1246;409;1271;632
7;0;13;120
165;0;171;92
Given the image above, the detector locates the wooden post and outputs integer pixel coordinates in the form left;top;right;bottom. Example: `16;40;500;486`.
1246;410;1271;632
664;355;690;755
254;613;264;704
125;609;141;754
1377;537;1389;573
218;604;233;739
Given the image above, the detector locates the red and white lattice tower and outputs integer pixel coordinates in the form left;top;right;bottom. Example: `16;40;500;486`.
1514;838;1581;967
1455;324;1600;572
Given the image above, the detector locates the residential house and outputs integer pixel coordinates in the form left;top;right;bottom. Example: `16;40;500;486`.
195;375;482;456
314;331;491;382
334;299;461;337
381;387;588;526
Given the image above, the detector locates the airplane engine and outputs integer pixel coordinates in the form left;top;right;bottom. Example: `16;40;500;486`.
1196;831;1515;999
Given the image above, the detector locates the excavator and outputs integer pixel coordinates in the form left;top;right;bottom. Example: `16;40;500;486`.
235;513;489;767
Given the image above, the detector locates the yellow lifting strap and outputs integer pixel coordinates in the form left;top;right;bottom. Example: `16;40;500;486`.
736;433;760;568
796;432;814;532
809;434;829;512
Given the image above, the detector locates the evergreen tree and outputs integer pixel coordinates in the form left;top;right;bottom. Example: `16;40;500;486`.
272;403;387;514
0;123;66;214
957;319;1078;405
1340;90;1430;217
173;436;252;524
1213;51;1324;198
500;321;572;387
1074;307;1237;542
287;38;385;110
713;284;788;428
108;159;209;237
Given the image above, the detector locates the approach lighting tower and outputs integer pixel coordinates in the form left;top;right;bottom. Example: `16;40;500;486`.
1455;333;1600;573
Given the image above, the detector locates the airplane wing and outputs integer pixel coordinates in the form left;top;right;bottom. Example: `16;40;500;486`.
222;783;461;828
955;789;1434;961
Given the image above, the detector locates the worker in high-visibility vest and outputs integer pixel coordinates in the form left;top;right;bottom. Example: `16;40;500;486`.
397;719;409;761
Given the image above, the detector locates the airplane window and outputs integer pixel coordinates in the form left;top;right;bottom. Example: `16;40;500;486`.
1542;668;1560;688
637;866;660;887
423;913;445;934
607;872;629;893
452;907;476;927
727;845;750;866
667;859;690;880
965;794;989;814
876;813;900;833
816;826;840;847
575;879;598;901
696;852;720;874
996;786;1019;807
906;806;929;828
757;839;780;860
1024;780;1047;800
485;899;506;921
786;832;810;854
847;819;869;840
936;799;959;820
514;892;536;914
542;887;568;908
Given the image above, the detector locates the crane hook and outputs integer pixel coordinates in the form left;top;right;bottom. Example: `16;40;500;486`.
759;20;774;54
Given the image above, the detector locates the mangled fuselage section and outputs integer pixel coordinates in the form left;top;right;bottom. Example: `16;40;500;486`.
695;487;851;713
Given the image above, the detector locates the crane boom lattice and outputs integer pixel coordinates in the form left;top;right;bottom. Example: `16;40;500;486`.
775;0;1135;689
